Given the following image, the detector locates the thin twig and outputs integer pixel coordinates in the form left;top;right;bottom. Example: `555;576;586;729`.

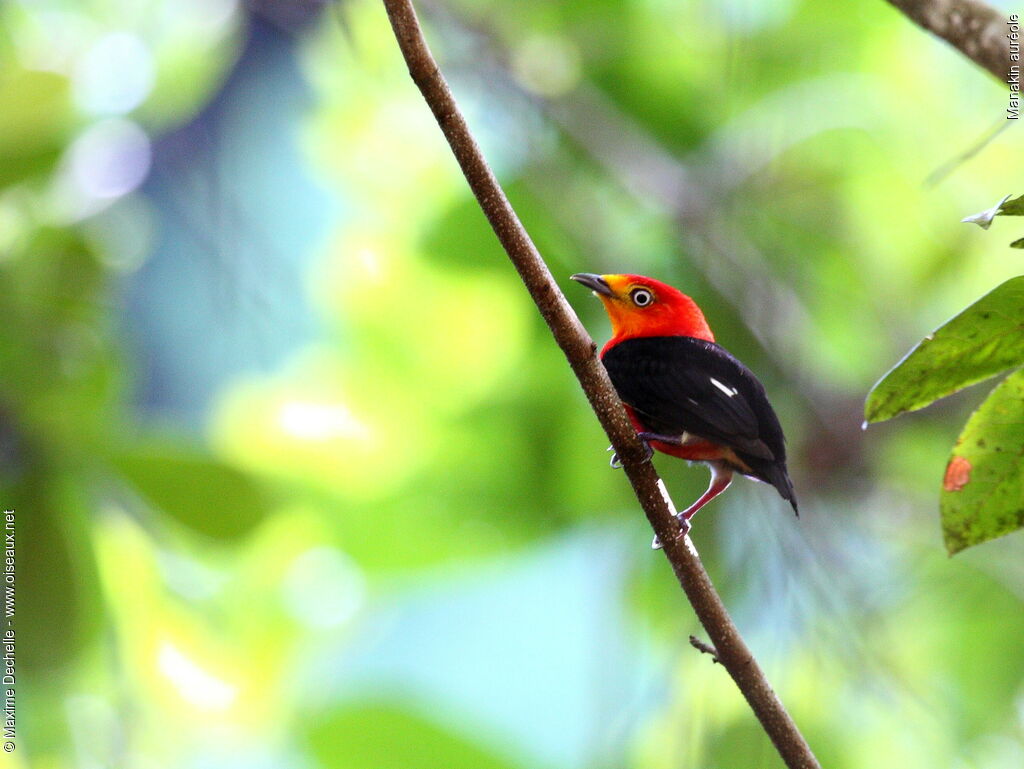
926;117;1013;186
380;2;821;767
689;635;721;664
884;0;1013;84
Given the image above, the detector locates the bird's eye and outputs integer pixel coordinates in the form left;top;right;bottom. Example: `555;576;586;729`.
630;288;654;307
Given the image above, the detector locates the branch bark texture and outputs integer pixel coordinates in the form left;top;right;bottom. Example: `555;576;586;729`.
885;0;1013;83
381;2;821;767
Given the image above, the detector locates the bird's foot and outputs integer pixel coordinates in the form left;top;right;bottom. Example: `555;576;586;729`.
651;465;732;550
607;437;655;469
651;514;692;550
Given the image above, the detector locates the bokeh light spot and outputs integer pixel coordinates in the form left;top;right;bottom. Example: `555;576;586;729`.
69;118;151;200
282;546;366;629
74;32;154;115
277;400;372;442
157;641;238;712
512;35;582;97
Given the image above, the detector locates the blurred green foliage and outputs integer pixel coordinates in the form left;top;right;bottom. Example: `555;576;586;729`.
307;703;524;769
1;0;1023;768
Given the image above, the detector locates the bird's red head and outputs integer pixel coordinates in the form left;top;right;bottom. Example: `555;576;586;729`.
570;273;714;353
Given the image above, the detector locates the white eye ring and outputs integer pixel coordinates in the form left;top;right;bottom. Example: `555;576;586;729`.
631;288;653;307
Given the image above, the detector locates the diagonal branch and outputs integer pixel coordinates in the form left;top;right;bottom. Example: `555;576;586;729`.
380;2;821;767
884;0;1013;84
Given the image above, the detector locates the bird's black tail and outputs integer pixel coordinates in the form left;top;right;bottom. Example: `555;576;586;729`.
748;458;798;517
771;465;799;517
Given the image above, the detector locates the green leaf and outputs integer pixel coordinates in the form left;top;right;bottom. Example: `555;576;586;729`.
940;368;1024;554
1010;237;1024;249
112;445;273;541
864;276;1024;423
307;703;525;769
999;194;1024;216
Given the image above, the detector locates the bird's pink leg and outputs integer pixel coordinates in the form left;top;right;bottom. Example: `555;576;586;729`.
680;463;733;522
652;463;733;550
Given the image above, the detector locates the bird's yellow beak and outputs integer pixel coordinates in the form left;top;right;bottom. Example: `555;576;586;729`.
570;273;615;298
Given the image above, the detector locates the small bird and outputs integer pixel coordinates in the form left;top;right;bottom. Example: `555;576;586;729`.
571;273;797;534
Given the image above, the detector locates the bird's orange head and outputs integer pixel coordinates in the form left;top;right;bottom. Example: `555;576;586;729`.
570;273;714;352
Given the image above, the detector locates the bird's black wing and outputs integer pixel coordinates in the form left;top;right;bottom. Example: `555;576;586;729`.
601;336;787;464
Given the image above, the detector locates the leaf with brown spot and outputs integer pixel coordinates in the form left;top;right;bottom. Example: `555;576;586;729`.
941;368;1024;555
943;455;972;492
865;276;1024;423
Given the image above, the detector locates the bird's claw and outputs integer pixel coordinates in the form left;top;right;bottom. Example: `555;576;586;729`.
640;439;654;463
651;514;692;550
607;438;654;469
609;450;624;469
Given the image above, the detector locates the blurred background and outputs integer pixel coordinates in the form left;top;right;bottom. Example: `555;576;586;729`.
2;0;1024;766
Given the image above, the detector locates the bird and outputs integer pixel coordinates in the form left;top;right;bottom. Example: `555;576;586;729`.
570;272;797;537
